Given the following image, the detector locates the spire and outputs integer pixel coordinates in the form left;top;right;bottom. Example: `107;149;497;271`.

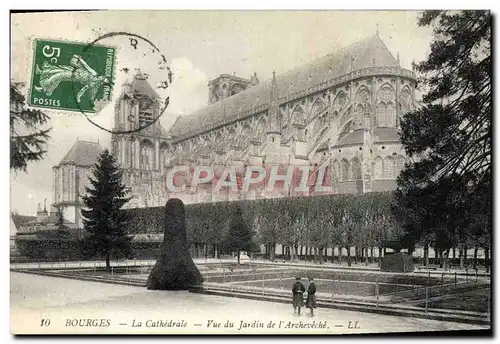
37;203;41;212
43;198;47;212
397;52;400;66
376;23;380;36
270;70;278;103
267;70;281;135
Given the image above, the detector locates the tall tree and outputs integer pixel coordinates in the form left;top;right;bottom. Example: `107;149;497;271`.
225;206;254;266
10;82;51;172
81;149;132;272
393;11;492;257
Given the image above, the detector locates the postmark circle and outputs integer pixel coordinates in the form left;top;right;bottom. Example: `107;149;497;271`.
71;31;173;135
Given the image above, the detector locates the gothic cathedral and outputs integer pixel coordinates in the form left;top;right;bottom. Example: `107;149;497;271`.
52;33;419;227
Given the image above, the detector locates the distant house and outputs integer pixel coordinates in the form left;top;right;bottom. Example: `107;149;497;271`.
16;202;82;239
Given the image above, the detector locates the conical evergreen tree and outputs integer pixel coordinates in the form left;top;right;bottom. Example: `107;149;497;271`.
81;149;132;272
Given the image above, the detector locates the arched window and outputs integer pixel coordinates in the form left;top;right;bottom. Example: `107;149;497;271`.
365;113;371;128
377;102;387;127
140;140;155;170
374;157;384;179
355;104;364;129
128;139;135;168
384;157;396;179
387;102;396;127
311;98;326;119
341;159;349;181
351;158;361;180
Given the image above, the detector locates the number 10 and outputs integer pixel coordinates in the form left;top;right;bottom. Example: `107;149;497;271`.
40;319;51;327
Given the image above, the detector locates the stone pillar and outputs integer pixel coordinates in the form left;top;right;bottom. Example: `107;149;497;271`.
396;75;401;127
121;99;127;131
362;130;373;193
69;165;74;202
155;139;160;170
60;167;64;202
135;138;140;169
52;167;57;205
371;77;377;129
121;136;126;166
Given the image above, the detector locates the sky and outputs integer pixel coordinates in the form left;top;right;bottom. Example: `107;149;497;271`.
10;10;434;216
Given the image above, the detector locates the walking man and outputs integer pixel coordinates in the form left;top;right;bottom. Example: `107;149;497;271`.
292;277;305;315
306;277;317;317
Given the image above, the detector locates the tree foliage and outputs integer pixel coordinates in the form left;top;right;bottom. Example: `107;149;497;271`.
124;192;399;263
225;206;254;265
10;82;51;172
393;11;492;258
81;149;132;271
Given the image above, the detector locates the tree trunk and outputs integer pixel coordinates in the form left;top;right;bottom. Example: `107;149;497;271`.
444;248;450;270
378;247;383;267
424;245;429;266
434;247;438;264
473;246;478;270
484;246;489;271
438;250;443;268
459;246;464;269
464;245;468;269
370;247;374;264
237;250;241;267
365;247;369;265
452;247;456;260
347;246;352;267
105;252;111;273
383;247;387;255
270;243;276;261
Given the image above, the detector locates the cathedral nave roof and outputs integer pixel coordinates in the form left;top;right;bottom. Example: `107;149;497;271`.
170;34;400;141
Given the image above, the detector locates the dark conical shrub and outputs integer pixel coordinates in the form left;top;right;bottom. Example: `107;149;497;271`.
147;198;203;290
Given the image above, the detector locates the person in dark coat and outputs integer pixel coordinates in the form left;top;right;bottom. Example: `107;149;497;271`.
291;277;305;315
306;277;317;317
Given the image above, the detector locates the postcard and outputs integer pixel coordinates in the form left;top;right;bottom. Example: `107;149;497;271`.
10;9;491;335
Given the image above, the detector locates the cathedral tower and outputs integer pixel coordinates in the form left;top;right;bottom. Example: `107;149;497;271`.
111;71;172;208
208;73;258;104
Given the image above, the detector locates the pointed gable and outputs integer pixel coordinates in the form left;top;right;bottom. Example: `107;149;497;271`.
59;140;103;166
169;34;402;141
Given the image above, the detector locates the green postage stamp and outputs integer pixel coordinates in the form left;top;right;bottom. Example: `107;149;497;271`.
28;38;116;113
